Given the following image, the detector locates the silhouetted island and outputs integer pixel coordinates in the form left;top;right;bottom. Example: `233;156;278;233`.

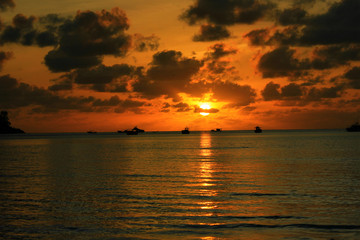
346;122;360;132
0;111;25;134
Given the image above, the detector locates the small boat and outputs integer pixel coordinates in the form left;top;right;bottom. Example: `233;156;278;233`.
181;127;190;134
87;131;97;134
119;126;145;135
254;126;262;133
132;126;145;133
211;128;222;132
125;130;138;135
346;122;360;132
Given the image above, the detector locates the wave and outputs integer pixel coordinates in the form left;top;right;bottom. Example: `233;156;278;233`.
231;192;289;197
175;223;360;230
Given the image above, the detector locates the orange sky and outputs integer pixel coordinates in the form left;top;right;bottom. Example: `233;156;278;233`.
1;0;360;132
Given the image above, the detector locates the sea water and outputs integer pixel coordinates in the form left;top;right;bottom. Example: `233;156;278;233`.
1;130;360;239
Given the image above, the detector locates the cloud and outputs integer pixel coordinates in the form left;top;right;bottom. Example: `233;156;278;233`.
300;0;360;45
0;74;146;113
203;43;238;74
172;102;191;112
44;49;102;72
258;46;309;78
344;66;360;89
133;50;203;99
276;7;308;26
261;81;344;103
247;0;360;46
0;0;15;12
49;64;137;92
211;81;256;107
181;0;275;25
133;33;160;52
261;81;281;100
205;43;237;60
0;74;94;112
0;51;12;70
0;13;58;47
43;8;132;72
193;24;230;41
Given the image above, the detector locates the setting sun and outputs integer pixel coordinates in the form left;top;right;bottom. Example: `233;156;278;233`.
200;103;211;116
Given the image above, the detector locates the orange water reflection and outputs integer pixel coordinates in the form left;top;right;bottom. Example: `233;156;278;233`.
197;132;218;212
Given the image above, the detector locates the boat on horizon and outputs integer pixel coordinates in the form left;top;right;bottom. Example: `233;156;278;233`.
181;127;190;134
87;131;97;134
118;126;145;135
346;122;360;132
254;126;262;133
211;128;222;132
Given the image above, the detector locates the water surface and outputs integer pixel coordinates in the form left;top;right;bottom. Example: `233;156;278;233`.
1;130;360;239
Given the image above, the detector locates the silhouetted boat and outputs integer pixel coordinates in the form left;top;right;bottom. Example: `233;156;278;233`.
254;126;262;133
346;122;360;132
119;126;145;135
125;130;138;135
87;131;97;134
132;126;145;133
211;128;222;132
181;127;190;134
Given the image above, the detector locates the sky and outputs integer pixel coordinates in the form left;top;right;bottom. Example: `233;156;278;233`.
0;0;360;132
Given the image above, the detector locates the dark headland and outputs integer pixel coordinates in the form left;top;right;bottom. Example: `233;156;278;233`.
0;111;25;134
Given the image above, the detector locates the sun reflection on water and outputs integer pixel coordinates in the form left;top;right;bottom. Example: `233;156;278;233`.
197;132;218;212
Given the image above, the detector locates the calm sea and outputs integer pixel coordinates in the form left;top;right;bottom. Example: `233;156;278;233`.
1;130;360;240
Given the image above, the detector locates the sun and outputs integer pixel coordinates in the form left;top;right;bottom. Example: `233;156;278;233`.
200;103;211;116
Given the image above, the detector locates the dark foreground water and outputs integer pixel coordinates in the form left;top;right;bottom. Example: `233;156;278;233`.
1;130;360;239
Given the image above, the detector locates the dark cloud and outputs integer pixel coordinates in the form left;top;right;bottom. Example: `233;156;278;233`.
0;74;94;112
114;98;147;113
49;64;136;92
133;50;203;99
244;28;269;45
344;66;360;89
172;102;191;112
0;74;147;113
48;77;73;91
262;82;303;101
44;8;131;72
204;43;238;74
73;64;135;85
160;102;171;112
0;13;58;47
258;47;309;78
306;85;344;101
312;45;360;68
261;81;281;100
276;7;308;26
181;0;275;25
133;34;159;52
0;51;12;70
247;0;360;46
205;43;237;60
261;81;344;103
44;49;102;72
300;0;360;45
280;82;303;99
193;24;230;41
211;81;256;107
0;0;15;11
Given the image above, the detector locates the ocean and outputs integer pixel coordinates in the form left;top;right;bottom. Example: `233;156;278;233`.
1;130;360;239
